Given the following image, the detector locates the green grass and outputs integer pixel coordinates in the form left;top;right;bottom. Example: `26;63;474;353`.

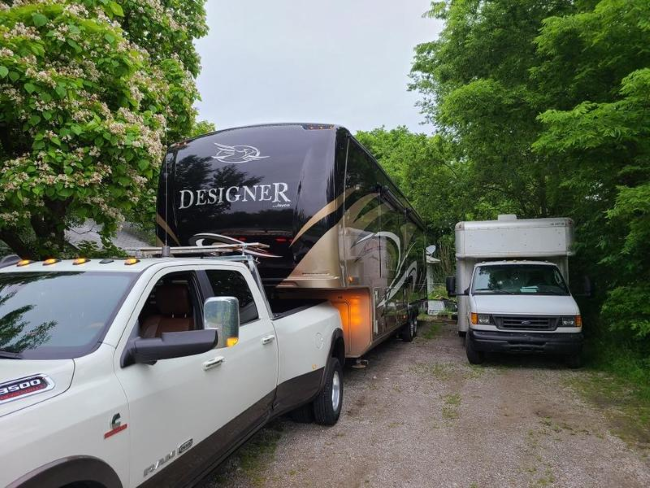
222;422;284;486
585;339;650;402
441;392;461;420
421;322;442;340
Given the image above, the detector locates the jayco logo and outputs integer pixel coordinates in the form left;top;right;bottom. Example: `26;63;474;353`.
178;183;291;209
212;143;269;164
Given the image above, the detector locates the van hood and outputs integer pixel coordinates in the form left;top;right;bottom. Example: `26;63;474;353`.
471;294;579;316
0;359;75;417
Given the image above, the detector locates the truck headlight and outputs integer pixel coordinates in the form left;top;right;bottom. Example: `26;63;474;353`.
562;316;582;327
471;313;492;325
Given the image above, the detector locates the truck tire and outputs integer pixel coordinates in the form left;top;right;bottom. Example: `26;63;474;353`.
313;357;343;426
465;333;484;365
400;313;418;342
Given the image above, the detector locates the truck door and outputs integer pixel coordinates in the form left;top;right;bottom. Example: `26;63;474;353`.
114;267;278;487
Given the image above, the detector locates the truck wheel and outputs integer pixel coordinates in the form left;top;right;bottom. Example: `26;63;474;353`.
400;314;417;342
566;352;582;369
465;333;484;365
313;357;343;426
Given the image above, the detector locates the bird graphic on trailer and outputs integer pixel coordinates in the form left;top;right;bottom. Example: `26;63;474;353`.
212;143;269;164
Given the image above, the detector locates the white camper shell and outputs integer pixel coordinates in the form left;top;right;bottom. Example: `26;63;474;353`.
449;215;583;366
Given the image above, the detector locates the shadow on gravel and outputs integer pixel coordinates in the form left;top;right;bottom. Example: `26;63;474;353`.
199;335;410;487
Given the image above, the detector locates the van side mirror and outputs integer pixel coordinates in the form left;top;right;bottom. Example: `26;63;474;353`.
204;297;240;349
445;276;456;297
426;245;437;256
573;276;594;298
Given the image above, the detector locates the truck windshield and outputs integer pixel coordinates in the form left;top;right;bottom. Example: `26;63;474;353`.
471;265;569;296
0;272;135;359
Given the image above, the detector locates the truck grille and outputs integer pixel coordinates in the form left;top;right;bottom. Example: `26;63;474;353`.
494;315;559;331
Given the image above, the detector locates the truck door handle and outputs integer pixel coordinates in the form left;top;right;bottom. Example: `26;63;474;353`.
203;356;225;371
261;335;276;345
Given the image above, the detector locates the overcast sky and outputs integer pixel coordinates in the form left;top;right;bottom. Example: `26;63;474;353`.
194;1;443;135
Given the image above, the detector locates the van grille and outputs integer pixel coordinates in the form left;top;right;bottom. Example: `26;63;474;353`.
493;316;559;331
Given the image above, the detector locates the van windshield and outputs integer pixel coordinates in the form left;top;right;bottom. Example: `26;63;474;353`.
471;265;569;296
0;272;135;359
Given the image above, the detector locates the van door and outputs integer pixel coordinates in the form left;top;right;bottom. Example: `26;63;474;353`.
114;267;278;487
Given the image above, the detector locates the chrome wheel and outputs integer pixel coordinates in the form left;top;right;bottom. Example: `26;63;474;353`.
331;370;341;411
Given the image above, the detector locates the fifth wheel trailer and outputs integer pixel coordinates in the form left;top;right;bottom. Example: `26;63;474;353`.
156;123;430;358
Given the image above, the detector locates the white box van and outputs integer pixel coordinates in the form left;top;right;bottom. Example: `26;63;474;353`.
446;215;585;367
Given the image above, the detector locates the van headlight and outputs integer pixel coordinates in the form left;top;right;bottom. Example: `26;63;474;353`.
561;316;582;327
471;313;492;325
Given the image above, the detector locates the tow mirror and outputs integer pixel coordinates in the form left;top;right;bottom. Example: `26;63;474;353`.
426;245;437;256
204;296;240;349
445;276;456;297
123;329;218;367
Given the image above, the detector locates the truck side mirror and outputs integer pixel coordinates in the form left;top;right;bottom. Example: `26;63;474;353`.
426;245;437;256
204;296;240;349
122;329;219;367
445;276;456;297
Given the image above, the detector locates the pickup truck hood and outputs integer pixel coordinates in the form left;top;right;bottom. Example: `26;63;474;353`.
0;359;75;417
471;294;579;316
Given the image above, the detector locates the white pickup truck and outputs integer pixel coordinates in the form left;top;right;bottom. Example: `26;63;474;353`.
0;252;345;488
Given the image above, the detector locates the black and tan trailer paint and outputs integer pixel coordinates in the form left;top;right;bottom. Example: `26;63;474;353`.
157;123;429;358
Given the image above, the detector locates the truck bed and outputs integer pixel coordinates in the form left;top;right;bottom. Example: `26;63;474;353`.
268;297;328;319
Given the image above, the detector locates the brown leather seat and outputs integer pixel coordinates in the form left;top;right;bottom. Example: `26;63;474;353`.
141;284;194;338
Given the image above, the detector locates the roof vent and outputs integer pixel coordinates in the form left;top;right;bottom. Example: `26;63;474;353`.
497;214;518;221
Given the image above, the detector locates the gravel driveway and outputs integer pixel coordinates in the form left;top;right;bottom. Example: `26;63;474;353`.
201;320;650;488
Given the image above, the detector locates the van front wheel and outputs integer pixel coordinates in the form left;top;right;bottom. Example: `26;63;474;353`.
465;334;484;365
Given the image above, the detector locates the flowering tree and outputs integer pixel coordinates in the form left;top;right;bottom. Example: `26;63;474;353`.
0;0;208;258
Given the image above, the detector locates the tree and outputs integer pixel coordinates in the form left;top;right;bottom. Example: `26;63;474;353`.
0;0;208;258
532;0;650;338
356;126;514;277
410;0;578;218
189;119;215;139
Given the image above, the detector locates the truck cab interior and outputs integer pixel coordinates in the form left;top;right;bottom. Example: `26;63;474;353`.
138;272;202;338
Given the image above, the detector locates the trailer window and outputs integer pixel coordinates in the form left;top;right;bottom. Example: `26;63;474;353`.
205;270;259;324
472;265;569;296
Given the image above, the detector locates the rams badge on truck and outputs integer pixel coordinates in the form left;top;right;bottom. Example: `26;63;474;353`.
0;374;54;405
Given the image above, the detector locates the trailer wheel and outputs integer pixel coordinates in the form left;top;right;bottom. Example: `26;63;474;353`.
313;357;343;426
400;313;417;342
465;333;484;365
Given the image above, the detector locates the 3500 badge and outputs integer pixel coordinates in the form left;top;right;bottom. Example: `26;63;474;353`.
0;375;54;404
